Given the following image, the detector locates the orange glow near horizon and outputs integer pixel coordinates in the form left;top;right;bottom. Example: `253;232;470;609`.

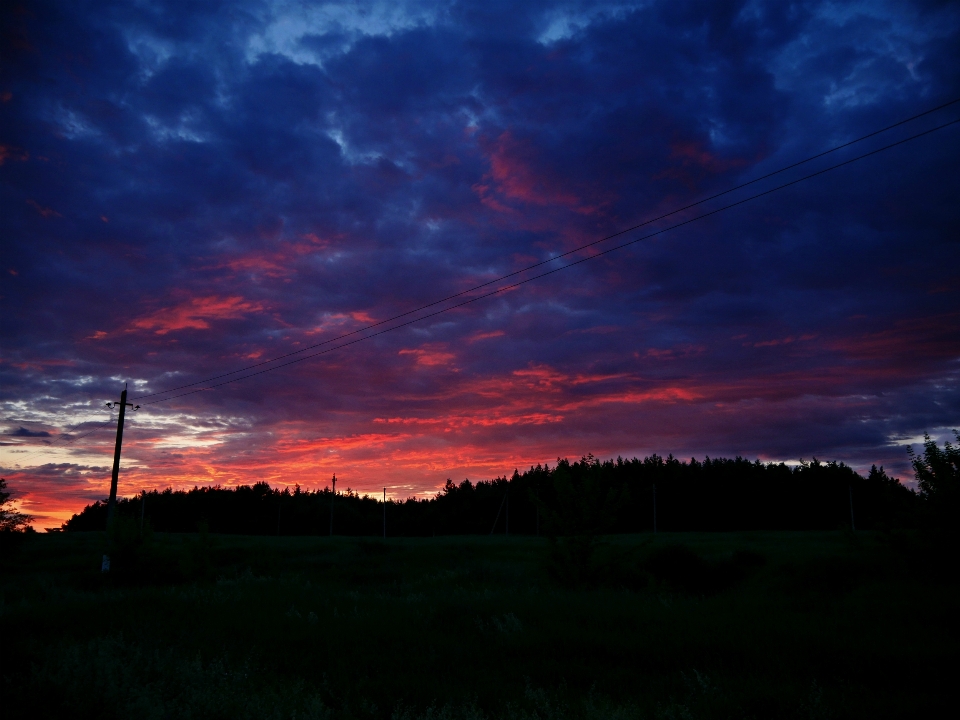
3;306;953;529
4;357;714;527
0;369;908;529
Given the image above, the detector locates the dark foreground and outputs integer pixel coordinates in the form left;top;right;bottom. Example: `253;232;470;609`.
1;531;955;719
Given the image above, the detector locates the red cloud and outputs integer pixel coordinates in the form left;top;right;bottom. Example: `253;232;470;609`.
5;357;76;371
221;233;335;278
130;296;265;335
0;144;28;165
473;131;601;216
399;345;456;367
468;330;505;343
26;198;60;217
655;137;749;189
829;314;960;364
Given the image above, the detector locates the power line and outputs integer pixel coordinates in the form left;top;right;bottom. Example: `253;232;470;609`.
58;416;118;445
131;97;960;403
6;413;117;467
138;116;959;406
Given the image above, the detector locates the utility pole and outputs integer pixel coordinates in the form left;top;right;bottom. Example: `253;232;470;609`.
490;490;507;535
329;474;336;536
383;487;386;539
652;483;657;535
848;484;856;532
505;488;509;536
535;490;540;536
140;490;146;536
102;384;139;573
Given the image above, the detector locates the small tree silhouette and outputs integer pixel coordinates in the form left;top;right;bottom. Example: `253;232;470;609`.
537;457;622;586
0;478;31;533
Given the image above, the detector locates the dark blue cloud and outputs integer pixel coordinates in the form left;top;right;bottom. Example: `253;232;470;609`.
5;426;51;437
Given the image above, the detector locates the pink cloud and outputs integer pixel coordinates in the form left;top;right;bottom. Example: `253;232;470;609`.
129;296;265;335
216;233;336;279
26;198;60;217
399;345;456;367
473;131;604;217
0;144;28;165
468;330;505;343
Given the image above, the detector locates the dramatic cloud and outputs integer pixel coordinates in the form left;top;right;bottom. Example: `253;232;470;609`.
128;296;266;335
4;426;51;437
2;0;959;527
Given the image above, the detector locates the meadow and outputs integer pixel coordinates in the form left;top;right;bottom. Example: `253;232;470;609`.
1;529;955;719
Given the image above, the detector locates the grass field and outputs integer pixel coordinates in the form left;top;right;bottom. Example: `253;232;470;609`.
1;530;955;719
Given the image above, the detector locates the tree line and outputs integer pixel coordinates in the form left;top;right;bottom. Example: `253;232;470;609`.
57;440;957;536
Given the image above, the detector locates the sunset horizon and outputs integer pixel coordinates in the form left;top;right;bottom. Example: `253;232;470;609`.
3;0;959;530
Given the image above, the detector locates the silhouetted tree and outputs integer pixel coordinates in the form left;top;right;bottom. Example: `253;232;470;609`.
538;456;625;585
0;478;31;533
909;431;960;528
0;478;32;558
61;451;922;536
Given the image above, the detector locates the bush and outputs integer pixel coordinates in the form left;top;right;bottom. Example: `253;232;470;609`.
645;545;765;595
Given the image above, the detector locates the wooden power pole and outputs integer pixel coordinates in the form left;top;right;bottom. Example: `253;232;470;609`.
329;474;337;536
652;483;657;535
102;384;138;573
848;484;856;531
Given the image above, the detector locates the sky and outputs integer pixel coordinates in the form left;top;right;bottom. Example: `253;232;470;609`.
2;0;959;528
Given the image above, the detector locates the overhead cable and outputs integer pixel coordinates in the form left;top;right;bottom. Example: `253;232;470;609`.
131;97;960;402
138;116;960;406
7;413;117;466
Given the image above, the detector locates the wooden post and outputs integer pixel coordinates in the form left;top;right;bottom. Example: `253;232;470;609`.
505;488;509;536
848;484;855;531
329;474;336;536
653;483;657;535
103;384;135;573
105;386;129;530
490;491;507;535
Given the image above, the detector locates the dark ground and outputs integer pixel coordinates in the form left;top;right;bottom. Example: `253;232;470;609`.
1;530;955;719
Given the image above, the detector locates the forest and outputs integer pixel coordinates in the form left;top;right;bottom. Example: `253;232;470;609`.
61;452;921;536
